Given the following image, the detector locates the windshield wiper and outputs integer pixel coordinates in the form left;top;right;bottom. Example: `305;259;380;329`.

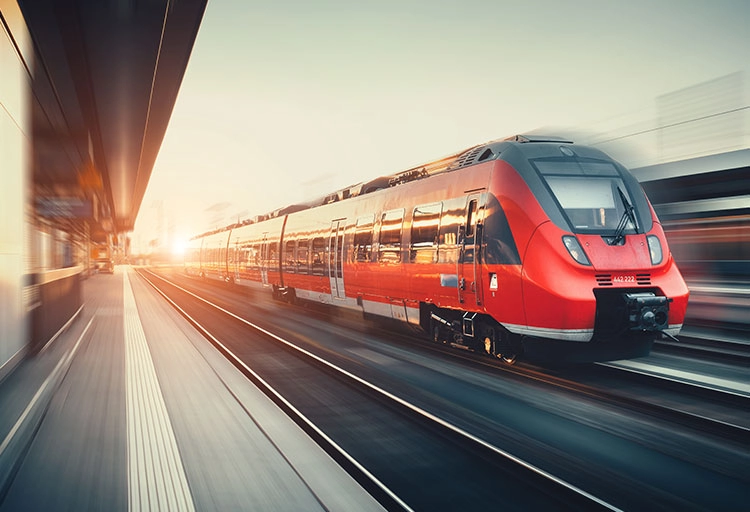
610;186;638;245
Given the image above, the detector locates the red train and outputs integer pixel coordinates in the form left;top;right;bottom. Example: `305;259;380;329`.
185;135;689;363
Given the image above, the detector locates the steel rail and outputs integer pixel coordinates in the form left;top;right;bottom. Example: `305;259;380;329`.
139;268;622;512
404;334;750;444
136;269;412;512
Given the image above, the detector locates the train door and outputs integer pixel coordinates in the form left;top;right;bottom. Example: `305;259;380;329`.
230;239;239;283
260;234;270;287
328;219;346;300
458;194;484;306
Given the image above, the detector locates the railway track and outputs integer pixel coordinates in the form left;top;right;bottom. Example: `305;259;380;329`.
379;326;750;447
400;333;750;447
151;266;750;441
559;362;749;444
658;282;750;362
284;286;750;445
349;300;750;442
599;358;749;401
141;267;750;511
137;268;618;511
654;333;750;362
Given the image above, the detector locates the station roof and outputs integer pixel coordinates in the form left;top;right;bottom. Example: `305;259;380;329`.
19;0;207;234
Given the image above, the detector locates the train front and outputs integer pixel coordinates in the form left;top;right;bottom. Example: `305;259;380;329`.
496;141;689;362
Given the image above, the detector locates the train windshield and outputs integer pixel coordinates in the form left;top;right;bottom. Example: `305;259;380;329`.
533;158;642;235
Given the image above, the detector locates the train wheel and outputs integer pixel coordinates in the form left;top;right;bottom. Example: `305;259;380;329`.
478;326;501;358
431;322;445;344
482;327;496;356
484;327;518;364
500;336;521;365
501;353;518;365
286;288;296;305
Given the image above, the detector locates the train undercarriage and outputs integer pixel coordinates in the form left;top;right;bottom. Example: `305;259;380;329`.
420;292;673;365
266;281;670;365
421;305;523;364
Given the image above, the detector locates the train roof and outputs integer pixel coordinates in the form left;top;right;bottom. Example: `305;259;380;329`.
191;134;573;239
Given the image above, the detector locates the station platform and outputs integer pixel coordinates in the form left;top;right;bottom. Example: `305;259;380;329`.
0;267;384;511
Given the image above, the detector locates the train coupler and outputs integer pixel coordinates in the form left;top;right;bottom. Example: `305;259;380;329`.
623;292;670;332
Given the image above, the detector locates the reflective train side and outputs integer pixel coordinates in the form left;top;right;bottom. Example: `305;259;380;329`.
185;136;690;363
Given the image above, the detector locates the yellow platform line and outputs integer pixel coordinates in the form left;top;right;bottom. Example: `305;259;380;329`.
124;269;195;512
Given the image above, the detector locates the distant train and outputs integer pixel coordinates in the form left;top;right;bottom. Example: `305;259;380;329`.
184;135;690;363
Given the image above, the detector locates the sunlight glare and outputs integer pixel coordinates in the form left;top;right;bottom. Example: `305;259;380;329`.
171;239;188;257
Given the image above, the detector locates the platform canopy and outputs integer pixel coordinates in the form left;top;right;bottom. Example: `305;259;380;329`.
19;0;207;235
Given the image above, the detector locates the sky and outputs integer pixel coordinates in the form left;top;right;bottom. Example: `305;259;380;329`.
132;0;750;254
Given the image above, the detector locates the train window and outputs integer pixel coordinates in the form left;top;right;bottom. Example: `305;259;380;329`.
439;200;462;246
535;159;619;176
311;237;325;275
466;199;478;238
545;175;636;232
252;243;261;267
378;209;404;263
269;243;278;265
334;225;344;278
284;240;296;273
411;203;441;263
353;215;374;262
245;245;255;269
297;239;309;274
438;199;463;264
237;245;247;268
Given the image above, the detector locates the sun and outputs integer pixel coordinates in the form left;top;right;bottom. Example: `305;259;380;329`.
171;239;188;257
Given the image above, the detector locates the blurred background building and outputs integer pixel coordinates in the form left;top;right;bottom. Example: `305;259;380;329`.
581;71;748;167
0;0;206;377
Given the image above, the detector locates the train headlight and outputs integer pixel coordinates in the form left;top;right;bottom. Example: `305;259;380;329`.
647;235;663;265
562;236;590;266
